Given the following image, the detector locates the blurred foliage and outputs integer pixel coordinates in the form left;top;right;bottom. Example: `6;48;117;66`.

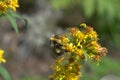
6;12;19;34
6;11;27;34
0;11;27;34
50;0;120;48
20;76;46;80
0;65;11;80
81;57;120;80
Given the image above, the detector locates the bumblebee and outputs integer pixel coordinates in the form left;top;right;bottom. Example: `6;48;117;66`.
50;35;64;57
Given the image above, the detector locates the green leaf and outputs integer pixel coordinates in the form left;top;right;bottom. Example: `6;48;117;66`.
0;13;6;17
9;12;28;27
0;65;11;80
82;48;89;62
6;12;19;34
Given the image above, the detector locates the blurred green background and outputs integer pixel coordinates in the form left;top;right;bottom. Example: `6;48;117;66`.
0;0;120;80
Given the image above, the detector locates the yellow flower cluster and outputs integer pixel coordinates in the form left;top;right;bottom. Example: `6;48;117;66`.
50;57;82;80
50;23;107;80
0;49;6;63
0;0;19;13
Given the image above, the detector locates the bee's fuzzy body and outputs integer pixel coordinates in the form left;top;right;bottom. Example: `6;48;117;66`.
50;35;64;57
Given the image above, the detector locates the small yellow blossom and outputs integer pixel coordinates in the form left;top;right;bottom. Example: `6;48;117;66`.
61;34;70;43
91;41;100;50
89;53;95;58
0;0;19;13
0;49;6;63
63;43;75;52
69;27;84;41
75;31;84;40
0;2;7;13
75;49;83;57
80;23;87;28
7;0;19;11
69;27;79;37
56;57;64;64
85;27;98;38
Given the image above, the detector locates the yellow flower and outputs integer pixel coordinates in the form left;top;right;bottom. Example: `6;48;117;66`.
91;41;100;50
80;23;87;28
0;49;6;63
61;34;70;43
75;31;84;40
7;0;19;11
75;49;85;59
0;0;19;13
0;2;7;13
63;43;75;52
85;27;98;38
69;27;79;37
75;49;83;56
56;57;64;64
66;73;79;80
89;53;95;58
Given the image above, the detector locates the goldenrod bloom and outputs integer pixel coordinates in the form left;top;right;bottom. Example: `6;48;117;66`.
61;34;70;43
80;23;87;28
50;23;107;80
63;43;75;52
0;2;7;13
91;41;100;50
7;0;19;11
75;49;83;57
75;31;84;40
0;49;6;63
0;0;19;13
69;27;79;37
85;27;98;38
